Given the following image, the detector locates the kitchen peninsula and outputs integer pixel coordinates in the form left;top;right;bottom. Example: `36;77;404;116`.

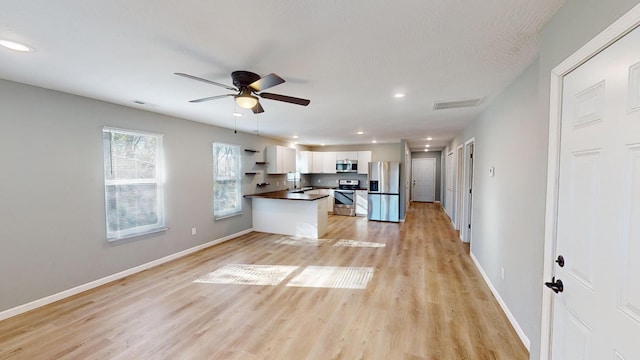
244;190;329;238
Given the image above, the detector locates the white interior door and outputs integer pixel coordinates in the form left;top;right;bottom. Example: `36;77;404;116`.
550;24;640;359
445;152;454;215
411;158;435;202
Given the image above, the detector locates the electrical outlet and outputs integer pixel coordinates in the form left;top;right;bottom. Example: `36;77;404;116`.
191;227;197;235
500;267;505;280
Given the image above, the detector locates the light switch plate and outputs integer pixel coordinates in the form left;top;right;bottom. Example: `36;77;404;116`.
489;166;495;177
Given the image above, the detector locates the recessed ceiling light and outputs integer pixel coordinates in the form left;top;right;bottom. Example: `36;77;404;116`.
372;140;377;144
0;40;32;52
320;143;325;146
232;112;243;117
426;137;433;141
425;144;431;148
424;149;429;152
292;135;299;139
393;93;406;98
356;131;364;135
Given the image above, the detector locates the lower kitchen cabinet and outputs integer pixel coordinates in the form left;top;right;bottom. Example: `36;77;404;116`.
305;189;334;213
355;190;368;216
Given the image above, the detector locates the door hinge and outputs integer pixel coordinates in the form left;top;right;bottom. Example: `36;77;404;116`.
470;153;473;159
469;188;472;194
468;224;471;229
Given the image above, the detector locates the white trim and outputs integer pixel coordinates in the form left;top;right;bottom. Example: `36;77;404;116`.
540;4;640;359
103;126;164;138
471;253;531;351
462;137;475;244
455;144;464;231
0;229;253;322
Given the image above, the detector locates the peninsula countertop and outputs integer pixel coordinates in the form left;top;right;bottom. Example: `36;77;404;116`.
244;190;329;201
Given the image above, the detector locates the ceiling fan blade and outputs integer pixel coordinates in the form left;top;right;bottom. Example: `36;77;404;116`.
259;92;310;106
252;101;265;114
189;94;234;103
175;72;237;91
249;73;285;91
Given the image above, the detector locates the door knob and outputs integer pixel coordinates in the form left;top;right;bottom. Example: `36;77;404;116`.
544;277;564;293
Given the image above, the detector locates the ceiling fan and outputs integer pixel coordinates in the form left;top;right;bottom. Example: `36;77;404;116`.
175;71;310;114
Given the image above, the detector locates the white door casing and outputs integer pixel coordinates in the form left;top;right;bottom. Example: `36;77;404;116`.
456;145;464;232
542;5;640;358
411;158;436;202
461;139;475;243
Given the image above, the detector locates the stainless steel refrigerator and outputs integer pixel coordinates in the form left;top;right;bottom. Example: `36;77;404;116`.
368;161;400;222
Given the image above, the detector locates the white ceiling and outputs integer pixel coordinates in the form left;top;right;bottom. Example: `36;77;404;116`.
0;0;564;151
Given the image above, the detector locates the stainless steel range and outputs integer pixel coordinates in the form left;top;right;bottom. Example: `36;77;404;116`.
334;179;359;216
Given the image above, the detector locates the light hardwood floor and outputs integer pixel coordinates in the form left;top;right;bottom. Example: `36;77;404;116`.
0;203;528;359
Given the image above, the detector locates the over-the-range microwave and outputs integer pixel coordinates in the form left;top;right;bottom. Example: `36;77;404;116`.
336;159;358;173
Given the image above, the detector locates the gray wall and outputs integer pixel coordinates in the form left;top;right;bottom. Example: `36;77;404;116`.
0;78;295;312
411;151;442;202
442;1;640;359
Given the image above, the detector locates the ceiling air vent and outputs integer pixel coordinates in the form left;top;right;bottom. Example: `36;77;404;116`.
130;100;158;108
433;98;485;110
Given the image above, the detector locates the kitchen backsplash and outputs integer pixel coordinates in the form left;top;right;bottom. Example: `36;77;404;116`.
309;174;368;188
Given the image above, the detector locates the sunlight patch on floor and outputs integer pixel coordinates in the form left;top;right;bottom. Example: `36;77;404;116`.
333;239;386;248
286;266;374;289
272;236;333;246
194;264;299;286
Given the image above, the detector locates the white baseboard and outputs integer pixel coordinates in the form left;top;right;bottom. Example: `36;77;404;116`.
0;229;253;322
470;253;531;351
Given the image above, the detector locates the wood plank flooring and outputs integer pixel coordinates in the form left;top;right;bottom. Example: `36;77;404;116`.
0;202;528;359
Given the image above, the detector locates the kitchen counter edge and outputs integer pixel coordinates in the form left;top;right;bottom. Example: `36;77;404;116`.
244;190;329;201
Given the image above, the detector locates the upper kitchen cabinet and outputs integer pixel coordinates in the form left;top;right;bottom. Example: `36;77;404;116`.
266;145;296;174
322;151;336;173
335;152;358;161
298;151;313;174
357;151;372;174
311;152;323;173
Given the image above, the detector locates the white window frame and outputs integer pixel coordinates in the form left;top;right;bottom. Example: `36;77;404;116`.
103;127;166;240
213;142;242;220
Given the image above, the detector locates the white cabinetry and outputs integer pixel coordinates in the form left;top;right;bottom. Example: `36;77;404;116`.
355;190;368;216
322;152;336;173
306;188;334;213
312;152;324;174
298;151;313;174
266;145;296;174
319;189;334;212
299;150;371;174
357;151;372;174
328;189;334;212
336;151;358;161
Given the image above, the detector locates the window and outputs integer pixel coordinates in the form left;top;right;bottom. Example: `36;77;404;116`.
213;142;242;219
103;127;165;240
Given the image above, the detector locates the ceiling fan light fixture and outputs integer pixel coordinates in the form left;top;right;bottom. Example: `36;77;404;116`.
235;89;258;109
0;39;32;52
